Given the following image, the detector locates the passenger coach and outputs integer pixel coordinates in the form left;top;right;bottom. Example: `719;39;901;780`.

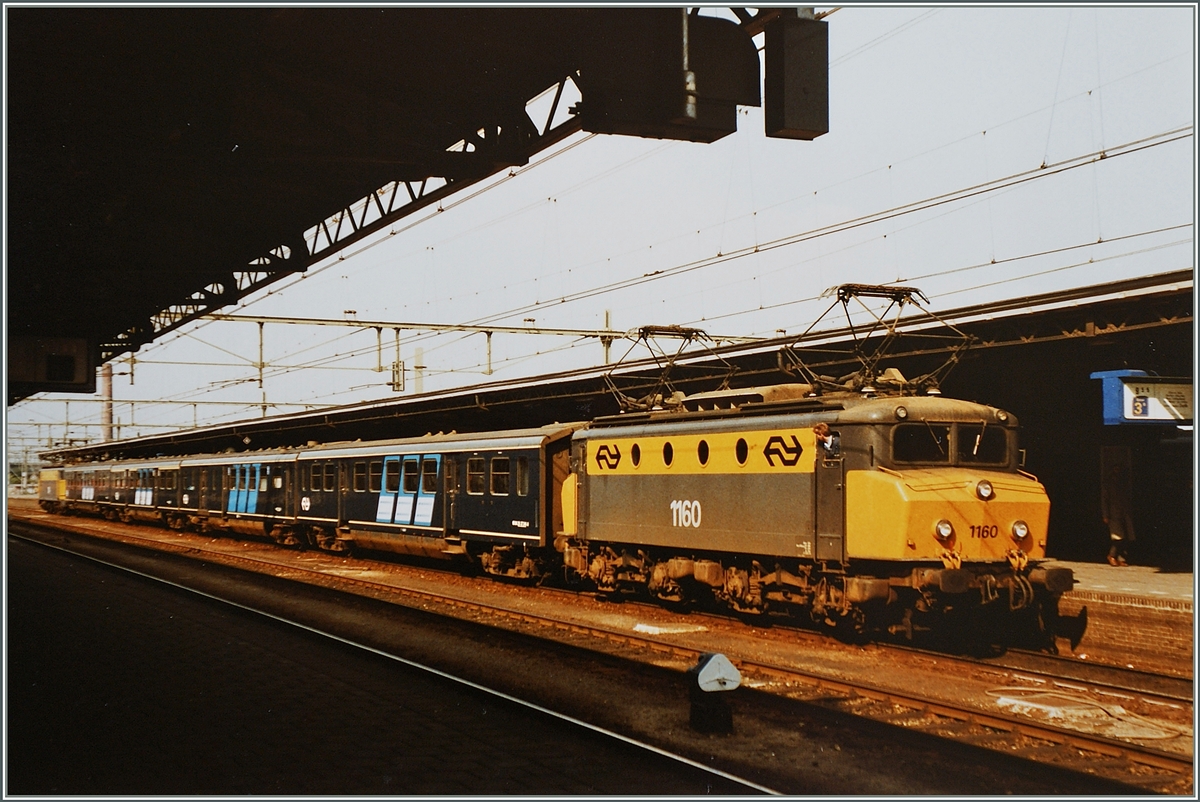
45;424;581;571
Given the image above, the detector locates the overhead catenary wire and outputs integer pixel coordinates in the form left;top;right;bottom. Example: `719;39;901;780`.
679;224;1193;331
37;126;1190;425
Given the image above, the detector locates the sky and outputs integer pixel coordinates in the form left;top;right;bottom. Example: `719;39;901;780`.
7;4;1196;464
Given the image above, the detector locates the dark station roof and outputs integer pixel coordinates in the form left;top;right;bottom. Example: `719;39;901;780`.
7;7;801;403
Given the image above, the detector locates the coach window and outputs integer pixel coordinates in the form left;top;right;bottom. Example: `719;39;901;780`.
369;460;382;493
422;458;439;493
259;472;268;493
466;457;485;495
310;463;321;492
403;459;420;493
490;457;510;495
385;461;400;493
354;461;367;492
324;463;337;492
516;457;529;497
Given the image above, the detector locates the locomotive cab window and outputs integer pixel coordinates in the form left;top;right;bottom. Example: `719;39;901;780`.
957;424;1008;465
893;423;951;463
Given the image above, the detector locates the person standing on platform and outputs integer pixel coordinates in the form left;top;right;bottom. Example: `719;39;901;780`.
1101;460;1135;566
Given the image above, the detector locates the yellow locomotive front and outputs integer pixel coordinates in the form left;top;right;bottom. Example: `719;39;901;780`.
37;468;66;513
846;396;1050;561
838;395;1073;639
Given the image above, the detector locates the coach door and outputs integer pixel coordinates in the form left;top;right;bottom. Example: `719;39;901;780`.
814;439;845;563
444;457;459;531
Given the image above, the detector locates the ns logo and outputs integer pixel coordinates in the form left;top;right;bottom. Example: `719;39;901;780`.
594;444;622;470
763;435;803;467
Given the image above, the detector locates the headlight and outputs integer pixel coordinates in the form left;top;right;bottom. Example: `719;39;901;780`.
976;479;994;500
1011;520;1030;541
934;519;954;541
895;405;908;420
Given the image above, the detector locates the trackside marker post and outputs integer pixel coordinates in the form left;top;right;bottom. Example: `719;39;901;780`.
688;653;741;733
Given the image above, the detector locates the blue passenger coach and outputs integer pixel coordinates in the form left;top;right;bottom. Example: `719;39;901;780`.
53;424;581;578
293;425;579;569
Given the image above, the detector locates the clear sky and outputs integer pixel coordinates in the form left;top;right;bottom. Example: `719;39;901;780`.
7;4;1196;459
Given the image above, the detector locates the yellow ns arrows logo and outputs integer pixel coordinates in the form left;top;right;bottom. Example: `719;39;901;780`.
763;435;803;467
595;444;622;469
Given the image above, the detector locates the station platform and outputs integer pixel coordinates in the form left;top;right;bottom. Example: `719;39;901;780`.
1046;559;1193;672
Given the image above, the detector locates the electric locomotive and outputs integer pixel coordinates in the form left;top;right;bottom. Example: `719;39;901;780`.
560;382;1073;639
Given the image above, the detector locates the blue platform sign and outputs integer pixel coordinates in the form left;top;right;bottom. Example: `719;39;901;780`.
1090;369;1194;426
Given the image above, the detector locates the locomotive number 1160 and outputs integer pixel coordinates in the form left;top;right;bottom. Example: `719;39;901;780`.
670;499;702;528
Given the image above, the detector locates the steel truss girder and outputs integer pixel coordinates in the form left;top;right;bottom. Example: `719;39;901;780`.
100;9;786;363
99;77;584;363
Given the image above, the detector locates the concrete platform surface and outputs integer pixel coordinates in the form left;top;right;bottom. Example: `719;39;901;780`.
1048;560;1194;609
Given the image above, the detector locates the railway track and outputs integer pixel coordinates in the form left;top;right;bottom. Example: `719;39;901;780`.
9;510;1193;794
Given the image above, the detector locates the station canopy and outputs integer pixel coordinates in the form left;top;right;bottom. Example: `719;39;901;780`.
8;7;829;403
